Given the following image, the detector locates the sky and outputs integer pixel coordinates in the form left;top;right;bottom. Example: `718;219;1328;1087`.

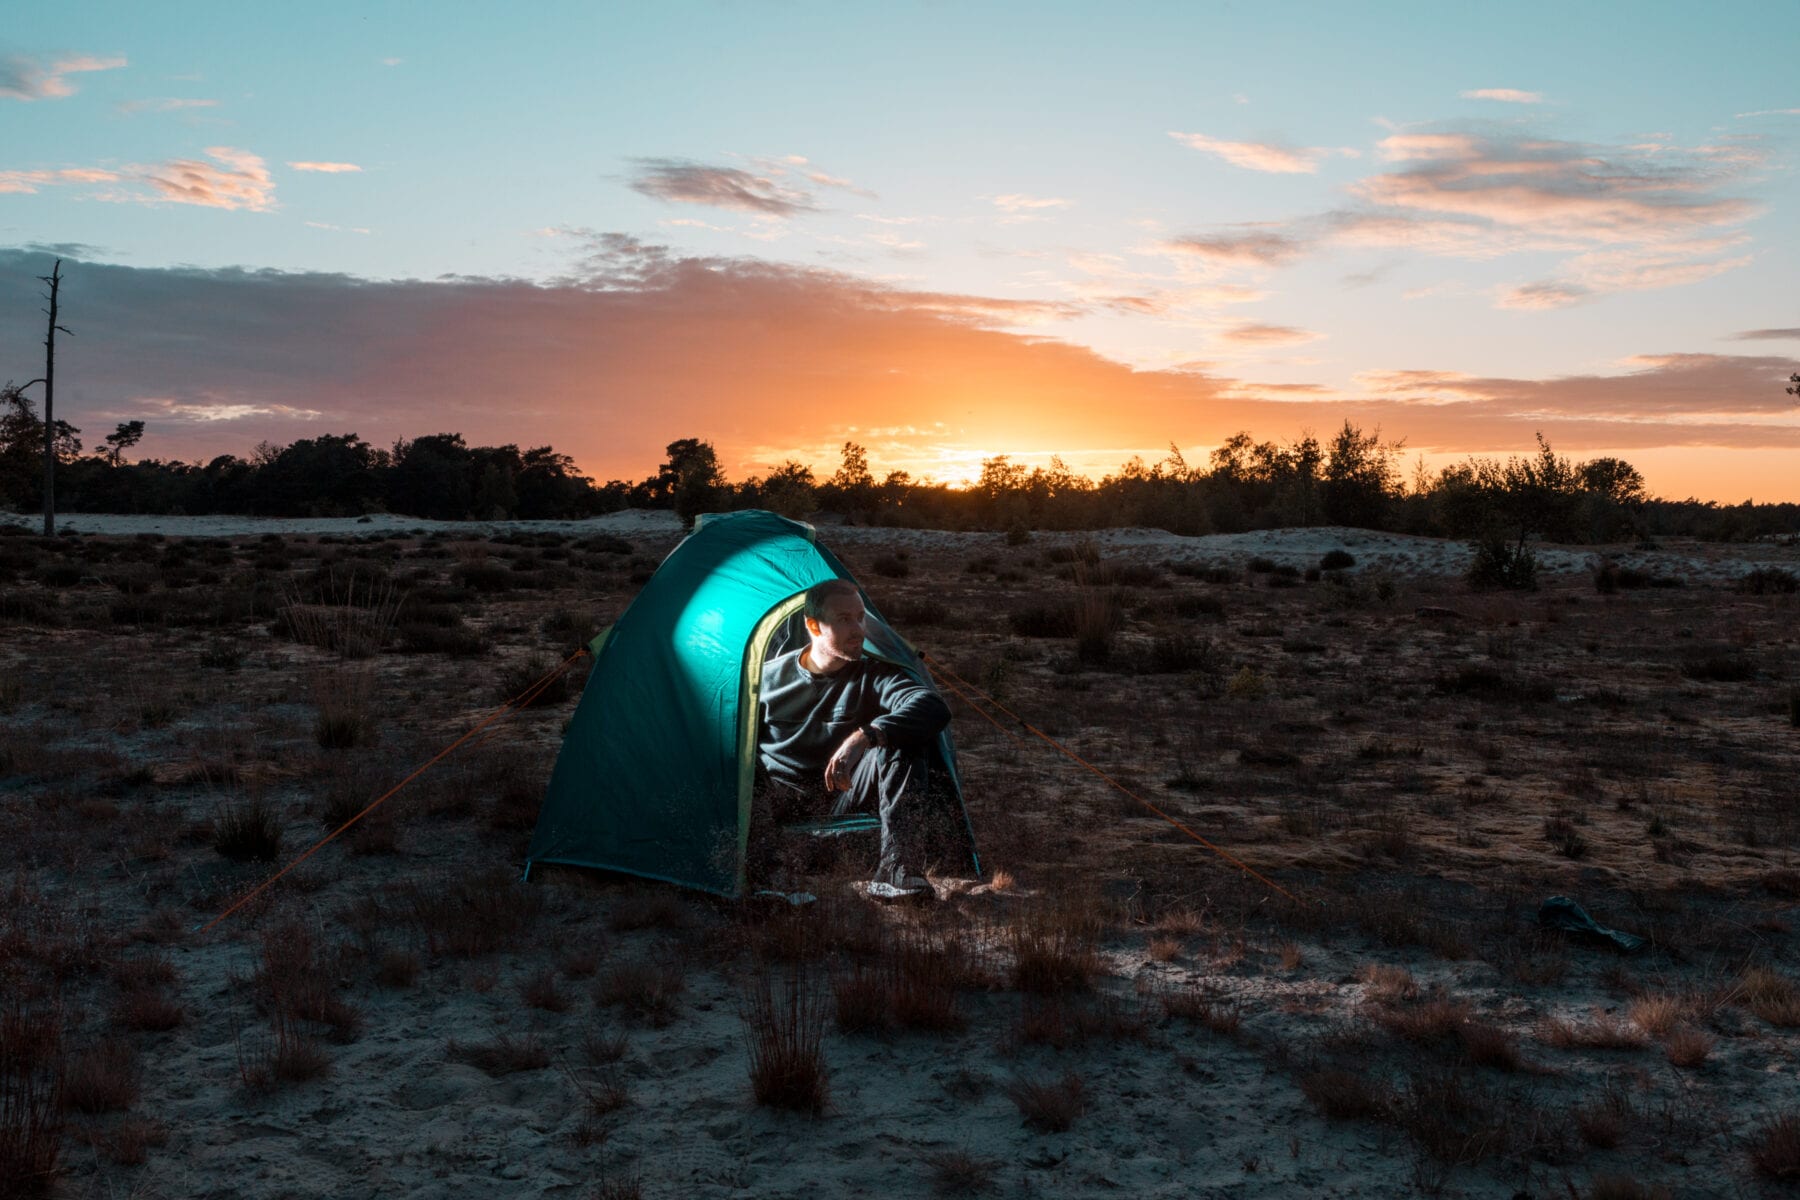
2;1;1797;501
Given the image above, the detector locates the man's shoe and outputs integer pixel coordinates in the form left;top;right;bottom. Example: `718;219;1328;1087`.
866;875;935;904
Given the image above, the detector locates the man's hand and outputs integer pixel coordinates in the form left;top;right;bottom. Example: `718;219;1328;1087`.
824;727;871;793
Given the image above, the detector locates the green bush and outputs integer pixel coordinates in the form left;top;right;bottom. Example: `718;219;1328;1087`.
1467;535;1537;591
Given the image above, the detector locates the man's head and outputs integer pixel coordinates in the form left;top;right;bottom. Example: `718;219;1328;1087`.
802;578;865;673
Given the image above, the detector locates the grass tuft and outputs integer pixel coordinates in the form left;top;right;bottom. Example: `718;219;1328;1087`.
743;969;829;1116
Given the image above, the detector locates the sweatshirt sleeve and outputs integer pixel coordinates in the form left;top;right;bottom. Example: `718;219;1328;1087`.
866;666;951;749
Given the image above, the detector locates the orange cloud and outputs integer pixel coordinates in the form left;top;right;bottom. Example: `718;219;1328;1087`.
287;161;362;173
0;167;122;194
132;147;276;210
117;97;217;114
1220;323;1322;346
1164;228;1307;266
1169;131;1332;174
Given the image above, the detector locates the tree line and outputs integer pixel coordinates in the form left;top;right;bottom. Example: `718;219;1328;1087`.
1;384;1794;542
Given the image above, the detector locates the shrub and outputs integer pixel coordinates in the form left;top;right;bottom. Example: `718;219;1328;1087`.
1005;1071;1085;1132
595;959;686;1027
1680;652;1755;682
1320;549;1355;571
1467;535;1537;591
213;796;282;862
1663;1025;1713;1069
394;869;545;958
1009;898;1102;994
1300;1068;1389;1120
497;656;571;707
1752;1113;1800;1179
397;620;491;657
870;552;910;579
0;1004;62;1194
744;970;829;1115
925;1149;1001;1196
519;968;570;1013
1008;604;1076;638
1740;567;1798;595
1171;593;1224;619
1074;591;1120;665
375;949;421;988
60;1039;140;1113
449;1031;550;1076
1247;556;1277;574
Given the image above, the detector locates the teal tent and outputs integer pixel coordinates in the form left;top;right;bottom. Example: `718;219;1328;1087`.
526;510;978;896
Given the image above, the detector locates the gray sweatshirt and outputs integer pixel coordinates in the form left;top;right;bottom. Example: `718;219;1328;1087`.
757;649;951;790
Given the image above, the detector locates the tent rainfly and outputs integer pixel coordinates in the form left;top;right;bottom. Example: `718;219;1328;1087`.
526;509;978;895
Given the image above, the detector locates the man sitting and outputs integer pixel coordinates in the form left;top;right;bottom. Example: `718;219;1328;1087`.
757;578;951;901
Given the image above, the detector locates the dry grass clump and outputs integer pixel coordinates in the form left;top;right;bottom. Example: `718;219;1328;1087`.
1372;995;1471;1045
924;1148;1001;1196
0;1003;63;1196
1750;1113;1800;1181
1005;1071;1086;1132
743;969;829;1116
1663;1025;1714;1069
449;1030;551;1076
607;888;691;932
99;1116;168;1166
1007;896;1102;995
582;1024;629;1066
375;948;421;988
1357;962;1419;1003
595;958;686;1027
1159;987;1243;1036
1573;1078;1636;1149
1299;1067;1391;1120
1147;936;1183;963
1538;1010;1649;1051
1626;992;1689;1037
1585;1176;1672;1200
212;794;282;862
519;967;570;1013
60;1038;141;1113
830;961;894;1035
394;869;545;958
238;1010;332;1090
1014;995;1151;1049
1459;1019;1523;1071
1738;967;1800;1027
111;985;186;1033
247;922;362;1043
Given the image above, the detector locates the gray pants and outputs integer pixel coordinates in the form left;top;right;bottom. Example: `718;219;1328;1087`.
755;745;932;886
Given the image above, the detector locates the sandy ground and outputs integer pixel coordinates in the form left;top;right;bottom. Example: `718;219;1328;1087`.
3;511;1798;1199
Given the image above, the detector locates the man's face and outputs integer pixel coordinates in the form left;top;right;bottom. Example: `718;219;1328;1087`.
805;592;866;668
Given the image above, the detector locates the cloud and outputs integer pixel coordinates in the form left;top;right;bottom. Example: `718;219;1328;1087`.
1164;227;1309;266
1219;323;1322;346
0;167;122;194
287;161;362;173
132;147;276;210
303;221;370;234
1461;88;1543;104
746;154;877;199
117;97;217;114
1356;130;1758;242
0;53;126;101
1169;131;1333;174
1735;108;1800;118
988;193;1071;213
380;57;403;67
1732;328;1800;340
629;158;817;216
1496;280;1591;310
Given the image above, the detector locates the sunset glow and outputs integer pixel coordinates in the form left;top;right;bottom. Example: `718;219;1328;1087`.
2;3;1796;501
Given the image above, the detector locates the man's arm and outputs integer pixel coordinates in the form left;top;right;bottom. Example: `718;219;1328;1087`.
864;668;951;749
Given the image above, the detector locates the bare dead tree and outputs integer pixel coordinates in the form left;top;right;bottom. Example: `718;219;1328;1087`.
36;260;72;536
